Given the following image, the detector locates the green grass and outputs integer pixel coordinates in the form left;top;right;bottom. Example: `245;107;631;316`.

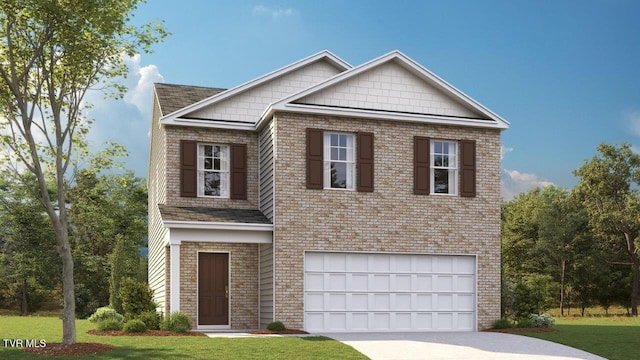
521;316;640;360
0;316;368;359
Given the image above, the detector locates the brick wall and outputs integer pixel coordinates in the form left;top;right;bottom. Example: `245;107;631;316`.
272;112;502;330
164;125;259;209
179;242;259;329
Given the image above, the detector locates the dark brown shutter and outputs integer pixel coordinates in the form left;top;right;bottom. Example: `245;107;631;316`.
180;140;197;197
230;143;247;200
357;132;374;192
306;128;324;189
460;140;476;197
414;136;430;195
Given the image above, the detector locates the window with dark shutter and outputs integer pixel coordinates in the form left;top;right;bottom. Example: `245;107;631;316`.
230;143;247;200
180;140;197;197
306;128;324;189
460;140;476;197
357;132;374;192
414;137;430;195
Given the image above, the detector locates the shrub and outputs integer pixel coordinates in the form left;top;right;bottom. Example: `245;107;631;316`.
530;313;555;328
266;321;286;331
88;306;124;324
160;311;191;333
119;278;156;320
135;310;161;330
123;319;147;333
97;319;123;331
492;318;513;329
515;317;534;328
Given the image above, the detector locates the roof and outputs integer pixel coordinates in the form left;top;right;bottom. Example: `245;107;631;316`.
154;83;226;116
159;50;352;127
158;205;271;225
262;50;509;130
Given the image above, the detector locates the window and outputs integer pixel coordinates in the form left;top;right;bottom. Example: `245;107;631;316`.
324;133;355;190
198;144;229;197
431;140;457;195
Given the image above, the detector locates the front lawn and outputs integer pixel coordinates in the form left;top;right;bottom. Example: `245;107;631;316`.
0;316;368;359
522;316;640;360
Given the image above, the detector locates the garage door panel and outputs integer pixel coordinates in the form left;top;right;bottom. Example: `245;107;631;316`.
304;252;476;332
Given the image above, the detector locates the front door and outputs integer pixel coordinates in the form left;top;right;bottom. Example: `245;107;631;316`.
198;252;229;326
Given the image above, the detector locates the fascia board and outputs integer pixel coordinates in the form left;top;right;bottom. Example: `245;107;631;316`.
160;50;352;124
163;220;274;231
274;103;509;130
163;117;257;131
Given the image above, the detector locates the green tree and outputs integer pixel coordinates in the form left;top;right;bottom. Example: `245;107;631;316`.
0;174;59;315
68;170;148;317
574;143;640;316
0;0;166;342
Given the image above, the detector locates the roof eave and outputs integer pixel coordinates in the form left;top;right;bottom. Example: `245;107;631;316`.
163;220;274;231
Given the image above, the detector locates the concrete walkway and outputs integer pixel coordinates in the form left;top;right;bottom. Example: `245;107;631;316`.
319;332;606;360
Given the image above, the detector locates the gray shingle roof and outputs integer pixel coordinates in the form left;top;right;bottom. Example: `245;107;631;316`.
158;205;271;224
154;83;226;116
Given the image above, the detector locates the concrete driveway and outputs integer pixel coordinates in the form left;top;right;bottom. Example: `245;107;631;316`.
319;332;605;360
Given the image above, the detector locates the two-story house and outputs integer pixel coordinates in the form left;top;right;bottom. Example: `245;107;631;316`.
148;50;509;332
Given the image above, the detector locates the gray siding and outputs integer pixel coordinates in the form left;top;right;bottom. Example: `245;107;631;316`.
148;94;168;313
259;120;275;221
259;243;274;327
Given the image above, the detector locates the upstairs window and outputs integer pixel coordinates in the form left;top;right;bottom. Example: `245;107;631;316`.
198;144;229;197
324;133;355;190
431;140;457;195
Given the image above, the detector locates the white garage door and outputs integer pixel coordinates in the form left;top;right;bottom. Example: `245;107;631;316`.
304;252;476;332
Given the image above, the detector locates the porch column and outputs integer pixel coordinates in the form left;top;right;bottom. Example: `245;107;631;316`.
170;240;181;313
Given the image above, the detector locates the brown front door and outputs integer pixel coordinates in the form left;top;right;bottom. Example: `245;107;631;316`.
198;252;229;326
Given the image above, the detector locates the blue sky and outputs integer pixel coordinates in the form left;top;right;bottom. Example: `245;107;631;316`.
92;0;640;199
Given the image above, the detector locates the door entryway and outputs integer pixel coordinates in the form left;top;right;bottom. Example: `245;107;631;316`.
198;252;229;326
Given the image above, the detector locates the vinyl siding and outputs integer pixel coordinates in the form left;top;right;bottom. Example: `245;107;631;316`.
259;243;274;327
148;93;169;313
259;120;275;221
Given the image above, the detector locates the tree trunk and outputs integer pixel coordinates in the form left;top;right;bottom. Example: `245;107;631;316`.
54;223;76;345
631;253;639;316
21;278;28;316
560;259;566;316
624;231;639;316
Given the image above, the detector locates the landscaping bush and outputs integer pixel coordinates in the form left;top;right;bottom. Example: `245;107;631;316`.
160;311;191;333
119;278;156;320
88;306;124;324
266;321;286;331
135;310;161;330
515;317;534;328
123;319;147;333
492;318;513;329
97;319;123;331
530;313;555;328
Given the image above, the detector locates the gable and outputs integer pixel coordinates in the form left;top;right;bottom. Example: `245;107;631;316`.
295;60;482;119
184;60;344;123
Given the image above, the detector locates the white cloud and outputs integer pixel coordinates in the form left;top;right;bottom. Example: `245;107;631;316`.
624;108;640;137
123;54;164;115
500;145;513;161
252;5;296;18
501;169;554;201
81;54;163;178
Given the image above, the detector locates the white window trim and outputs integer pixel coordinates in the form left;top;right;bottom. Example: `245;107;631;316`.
323;132;355;191
430;140;458;196
197;143;230;198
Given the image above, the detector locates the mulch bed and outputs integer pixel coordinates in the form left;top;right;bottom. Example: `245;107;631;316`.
24;343;115;356
485;327;559;334
249;329;309;335
87;329;205;336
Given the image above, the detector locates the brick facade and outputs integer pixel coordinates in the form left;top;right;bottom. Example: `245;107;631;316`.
272;112;502;330
164;125;259;209
179;242;259;329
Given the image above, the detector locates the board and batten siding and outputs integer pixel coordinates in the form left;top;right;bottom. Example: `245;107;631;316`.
148;95;169;313
258;120;275;327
